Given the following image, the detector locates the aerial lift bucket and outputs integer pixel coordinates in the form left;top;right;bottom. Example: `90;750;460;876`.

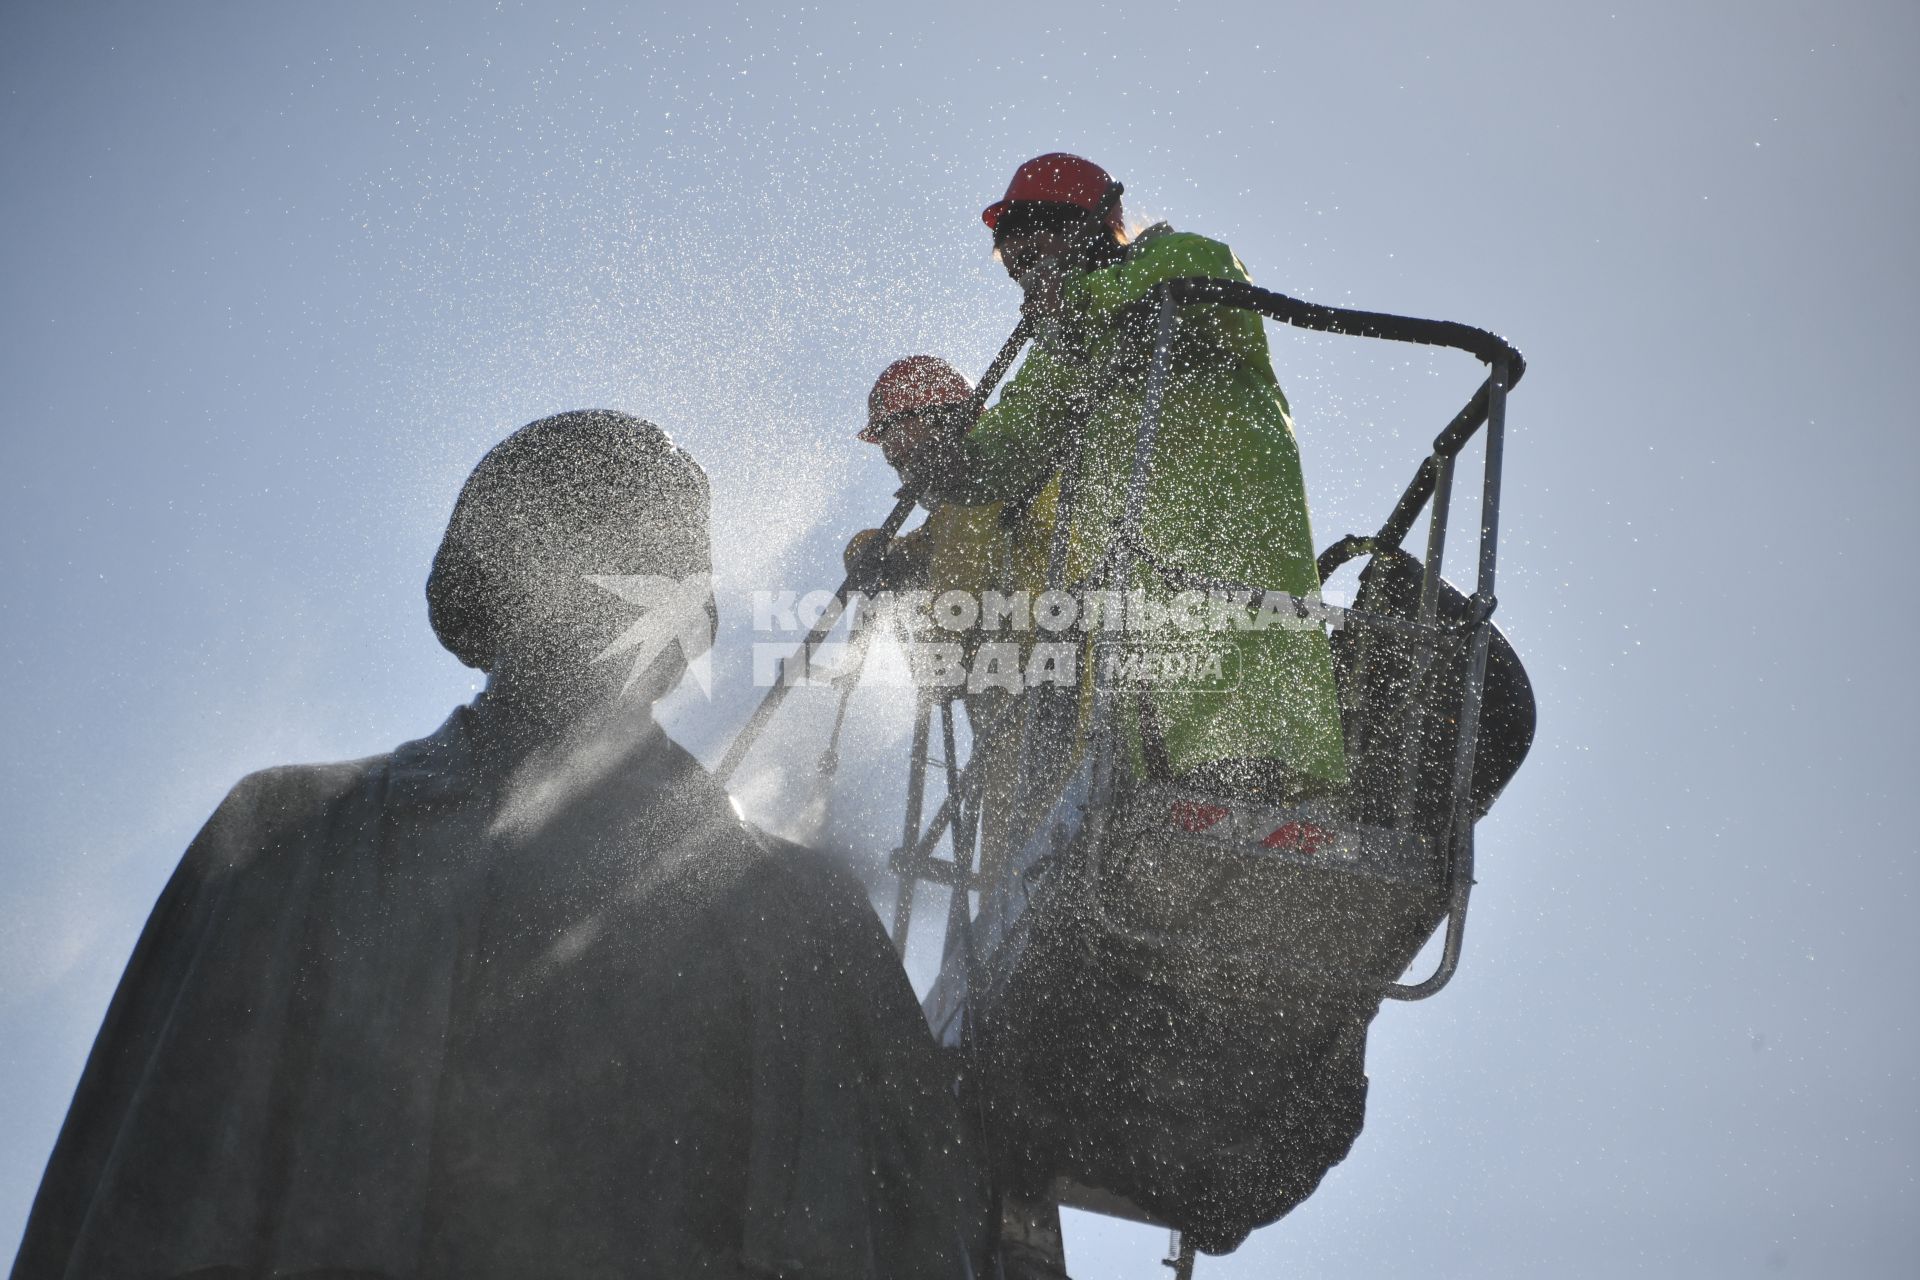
898;279;1532;1266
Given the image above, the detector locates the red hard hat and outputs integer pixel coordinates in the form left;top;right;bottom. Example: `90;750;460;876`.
861;356;974;443
981;152;1124;235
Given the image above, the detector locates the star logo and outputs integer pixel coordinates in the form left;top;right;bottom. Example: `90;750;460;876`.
584;573;716;697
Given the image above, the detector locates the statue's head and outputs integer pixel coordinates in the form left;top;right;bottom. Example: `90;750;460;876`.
427;410;713;710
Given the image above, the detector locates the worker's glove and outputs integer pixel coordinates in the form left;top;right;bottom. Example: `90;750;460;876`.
843;528;912;592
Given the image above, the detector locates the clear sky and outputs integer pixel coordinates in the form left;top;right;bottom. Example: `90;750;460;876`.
2;2;1915;1275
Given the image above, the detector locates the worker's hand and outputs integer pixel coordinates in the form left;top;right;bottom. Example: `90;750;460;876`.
1018;267;1068;323
843;529;888;577
999;227;1075;322
844;529;909;591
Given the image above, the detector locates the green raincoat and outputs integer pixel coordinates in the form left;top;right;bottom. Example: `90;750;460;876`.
956;227;1348;789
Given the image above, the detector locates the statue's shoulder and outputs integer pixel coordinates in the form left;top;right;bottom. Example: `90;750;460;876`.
737;820;841;880
193;754;390;870
211;706;476;842
228;755;383;811
734;824;887;935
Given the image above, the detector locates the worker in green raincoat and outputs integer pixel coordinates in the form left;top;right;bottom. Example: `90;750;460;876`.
926;153;1348;800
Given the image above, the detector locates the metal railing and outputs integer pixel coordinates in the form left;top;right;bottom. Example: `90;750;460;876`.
888;276;1524;1001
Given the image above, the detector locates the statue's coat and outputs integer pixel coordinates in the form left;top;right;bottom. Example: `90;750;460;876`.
13;704;981;1279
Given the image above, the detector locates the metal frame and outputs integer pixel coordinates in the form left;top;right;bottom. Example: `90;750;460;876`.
896;277;1524;1002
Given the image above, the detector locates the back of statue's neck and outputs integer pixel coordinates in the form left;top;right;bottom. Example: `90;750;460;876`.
470;680;662;761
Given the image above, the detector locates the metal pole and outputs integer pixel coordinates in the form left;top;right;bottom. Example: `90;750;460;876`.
1477;358;1508;599
1384;357;1510;1001
1005;406;1088;824
1113;292;1178;586
1393;442;1455;825
1418;452;1454;625
816;596;875;778
713;490;916;787
1087;290;1177;768
970;316;1034;419
1165;1231;1197;1279
939;695;979;955
1429;357;1508;979
889;692;935;954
